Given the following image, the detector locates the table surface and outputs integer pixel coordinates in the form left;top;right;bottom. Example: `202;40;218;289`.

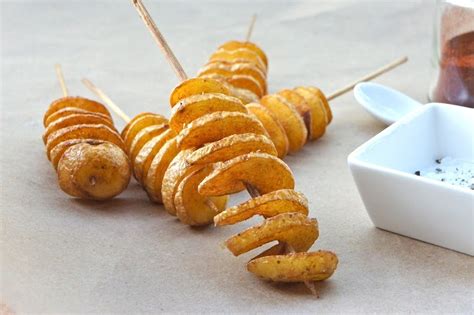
1;0;473;313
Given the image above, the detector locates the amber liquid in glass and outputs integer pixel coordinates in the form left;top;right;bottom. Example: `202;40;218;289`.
431;31;474;108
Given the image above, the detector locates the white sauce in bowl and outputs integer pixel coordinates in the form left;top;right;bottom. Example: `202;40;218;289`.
415;157;474;190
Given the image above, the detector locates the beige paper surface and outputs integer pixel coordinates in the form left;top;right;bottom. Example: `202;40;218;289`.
1;1;472;313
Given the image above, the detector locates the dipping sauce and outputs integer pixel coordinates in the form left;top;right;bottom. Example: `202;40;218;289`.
414;157;474;190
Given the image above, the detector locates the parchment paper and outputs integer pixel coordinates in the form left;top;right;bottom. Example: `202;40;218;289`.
1;0;472;313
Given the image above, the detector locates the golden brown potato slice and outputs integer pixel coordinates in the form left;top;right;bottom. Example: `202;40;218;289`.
44;97;111;126
121;112;155;138
304;86;332;124
44;107;112;128
246;103;289;159
169;93;246;132
277;89;312;139
218;40;268;68
133;129;175;185
169;77;231;107
198;152;295;196
176;111;267;150
50;139;106;170
43;113;116;144
260;95;307;153
129;124;169;163
225;212;318;256
45;124;125;160
224;82;260;104
209;48;267;73
198;61;267;94
174;167;228;226
143;138;180;203
198;74;260;104
247;250;338;282
57;142;130;200
186;133;276;165
214;189;308;226
293;87;328;140
226;74;264;98
122;114;168;152
161;149;202;215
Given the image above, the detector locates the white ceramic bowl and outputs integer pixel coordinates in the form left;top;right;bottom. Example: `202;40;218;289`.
348;103;473;255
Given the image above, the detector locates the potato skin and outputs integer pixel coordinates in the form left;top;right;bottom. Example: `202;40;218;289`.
247;250;338;282
57;142;131;200
43;97;111;126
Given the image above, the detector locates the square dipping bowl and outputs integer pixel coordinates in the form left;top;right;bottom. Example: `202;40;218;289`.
348;103;473;255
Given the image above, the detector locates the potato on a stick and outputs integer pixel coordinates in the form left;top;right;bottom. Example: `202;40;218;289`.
130;0;337;295
43;65;130;200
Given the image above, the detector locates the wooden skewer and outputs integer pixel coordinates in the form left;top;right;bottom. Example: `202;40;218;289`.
283;242;319;297
81;78;131;123
55;64;69;97
131;0;188;82
245;14;257;42
326;56;408;101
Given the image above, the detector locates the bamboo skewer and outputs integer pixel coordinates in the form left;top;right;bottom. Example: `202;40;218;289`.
245;14;257;42
326;56;408;100
131;0;188;81
55;64;69;97
81;79;131;123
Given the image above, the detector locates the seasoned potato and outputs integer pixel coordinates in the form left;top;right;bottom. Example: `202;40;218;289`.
121;112;157;138
209;48;266;72
161;149;202;215
277;89;312;139
218;40;268;67
198;74;260;104
44;107;112;128
133;129;175;184
304;86;332;124
43;113;116;143
260;94;307;153
247;250;338;282
174;167;228;226
226;74;264;98
43;97;111;126
198;152;295;196
225;212;318;256
143;138;180;203
214;189;308;226
176;111;268;150
122;114;168;152
57;142;130;200
246;103;289;158
45;124;124;160
169;77;231;107
186;133;276;165
169;93;246;132
50;139;105;170
198;61;267;94
293;87;328;140
129;124;169;162
200;73;259;104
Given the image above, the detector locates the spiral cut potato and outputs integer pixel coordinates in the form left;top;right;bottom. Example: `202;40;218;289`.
197;40;333;158
43;97;131;200
124;76;337;286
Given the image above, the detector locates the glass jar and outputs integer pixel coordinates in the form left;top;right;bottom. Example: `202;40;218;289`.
429;0;474;108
